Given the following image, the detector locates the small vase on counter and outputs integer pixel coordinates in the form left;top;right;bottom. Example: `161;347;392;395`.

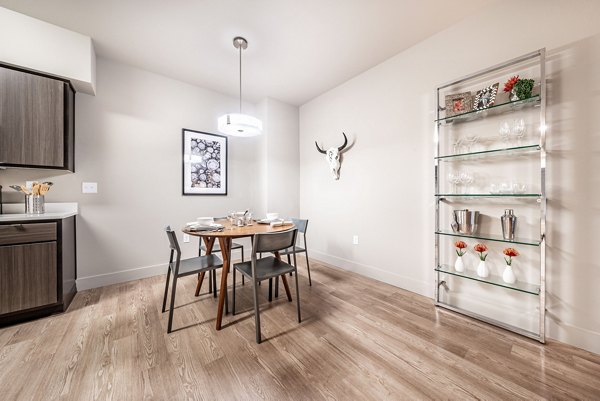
502;265;516;284
476;260;489;278
454;256;465;273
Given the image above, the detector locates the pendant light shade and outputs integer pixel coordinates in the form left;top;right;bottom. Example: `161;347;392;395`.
218;36;262;137
218;113;263;137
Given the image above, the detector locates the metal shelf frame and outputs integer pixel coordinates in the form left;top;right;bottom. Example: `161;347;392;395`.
433;48;546;343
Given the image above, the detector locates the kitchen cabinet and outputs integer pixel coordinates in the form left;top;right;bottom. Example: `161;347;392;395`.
0;65;75;171
0;217;76;325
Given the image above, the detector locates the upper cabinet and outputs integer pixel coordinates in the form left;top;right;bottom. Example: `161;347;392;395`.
0;66;75;171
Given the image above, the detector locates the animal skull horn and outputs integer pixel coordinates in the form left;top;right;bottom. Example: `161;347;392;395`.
315;132;349;180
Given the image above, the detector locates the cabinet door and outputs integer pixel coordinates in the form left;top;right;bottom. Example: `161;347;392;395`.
0;67;65;167
0;242;58;314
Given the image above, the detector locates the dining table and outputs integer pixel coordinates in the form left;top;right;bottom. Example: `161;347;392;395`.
182;219;295;330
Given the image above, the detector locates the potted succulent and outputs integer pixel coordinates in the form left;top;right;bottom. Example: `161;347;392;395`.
454;241;468;272
503;75;535;101
502;248;519;284
474;243;489;278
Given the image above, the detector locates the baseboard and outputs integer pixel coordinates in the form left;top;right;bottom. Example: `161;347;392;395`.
309;249;431;297
76;262;167;291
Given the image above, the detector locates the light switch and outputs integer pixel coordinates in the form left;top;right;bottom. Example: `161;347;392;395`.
82;182;98;193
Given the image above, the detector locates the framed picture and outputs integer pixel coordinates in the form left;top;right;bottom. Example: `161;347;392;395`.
445;92;473;117
182;129;227;195
473;83;499;110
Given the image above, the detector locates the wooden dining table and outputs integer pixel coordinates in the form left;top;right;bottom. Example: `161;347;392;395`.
182;219;295;330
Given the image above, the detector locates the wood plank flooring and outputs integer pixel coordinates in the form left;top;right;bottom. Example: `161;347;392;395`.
1;257;599;400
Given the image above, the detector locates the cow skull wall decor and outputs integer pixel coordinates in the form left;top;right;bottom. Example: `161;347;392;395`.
315;132;348;180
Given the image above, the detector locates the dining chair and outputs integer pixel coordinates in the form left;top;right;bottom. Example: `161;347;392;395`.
278;218;312;286
197;217;246;296
162;226;223;333
232;228;301;343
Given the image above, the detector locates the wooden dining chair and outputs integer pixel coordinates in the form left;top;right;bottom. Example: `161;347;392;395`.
162;226;223;333
232;228;301;343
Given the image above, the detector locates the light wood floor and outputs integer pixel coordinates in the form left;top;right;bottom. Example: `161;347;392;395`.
1;257;599;400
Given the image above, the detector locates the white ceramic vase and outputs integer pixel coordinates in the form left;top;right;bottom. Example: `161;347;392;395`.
476;260;489;278
502;265;516;284
454;256;465;273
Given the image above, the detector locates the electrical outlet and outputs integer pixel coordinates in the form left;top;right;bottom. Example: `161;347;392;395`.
183;234;190;243
353;235;359;245
82;182;98;193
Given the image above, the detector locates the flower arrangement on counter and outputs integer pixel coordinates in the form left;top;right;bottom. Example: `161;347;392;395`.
503;247;520;266
454;241;468;256
503;75;535;100
473;243;488;261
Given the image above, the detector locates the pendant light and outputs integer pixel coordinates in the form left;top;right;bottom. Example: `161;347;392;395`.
218;36;263;137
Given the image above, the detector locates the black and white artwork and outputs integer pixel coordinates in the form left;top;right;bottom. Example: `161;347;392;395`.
473;83;499;110
182;129;227;195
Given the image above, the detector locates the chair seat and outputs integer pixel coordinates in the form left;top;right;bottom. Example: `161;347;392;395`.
169;254;223;277
233;256;295;281
278;246;305;255
201;241;243;252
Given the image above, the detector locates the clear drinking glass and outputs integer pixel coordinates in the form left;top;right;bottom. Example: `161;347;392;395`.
246;212;253;225
512;118;526;145
499;121;511;147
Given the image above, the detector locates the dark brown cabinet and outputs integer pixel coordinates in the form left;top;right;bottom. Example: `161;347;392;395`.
0;217;77;325
0;65;75;171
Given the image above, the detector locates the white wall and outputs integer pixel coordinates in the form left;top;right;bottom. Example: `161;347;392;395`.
0;6;96;94
299;0;600;353
0;57;267;289
258;98;300;218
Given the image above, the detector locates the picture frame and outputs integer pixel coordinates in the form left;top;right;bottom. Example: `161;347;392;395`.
444;92;473;117
473;83;499;110
182;128;227;195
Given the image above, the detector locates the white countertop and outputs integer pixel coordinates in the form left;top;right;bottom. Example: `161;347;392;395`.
0;202;78;222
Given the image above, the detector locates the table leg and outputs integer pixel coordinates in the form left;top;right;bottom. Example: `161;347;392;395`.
216;237;231;330
274;251;292;302
196;237;216;296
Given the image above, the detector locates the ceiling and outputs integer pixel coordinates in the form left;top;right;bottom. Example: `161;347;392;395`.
0;0;495;105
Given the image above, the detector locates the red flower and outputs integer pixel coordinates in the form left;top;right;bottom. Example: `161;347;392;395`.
455;241;467;249
474;244;488;253
503;247;519;266
503;75;519;92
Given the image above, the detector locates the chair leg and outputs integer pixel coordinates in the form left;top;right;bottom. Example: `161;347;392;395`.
241;247;245;286
294;269;301;323
208;270;213;294
287;254;292;276
304;250;312;286
268;278;273;302
275;276;279;298
162;267;171;313
167;275;178;333
232;268;236;315
252;277;262;344
213;269;217;298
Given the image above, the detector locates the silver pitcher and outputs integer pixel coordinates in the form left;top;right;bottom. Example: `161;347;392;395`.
501;209;517;240
451;209;480;235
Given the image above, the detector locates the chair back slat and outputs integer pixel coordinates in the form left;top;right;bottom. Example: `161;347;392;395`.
291;218;308;234
165;226;181;253
253;229;297;254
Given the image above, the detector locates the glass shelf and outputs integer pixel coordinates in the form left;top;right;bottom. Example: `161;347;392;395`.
436;265;540;295
436;193;541;198
435;230;541;246
436;95;540;125
436;144;540;161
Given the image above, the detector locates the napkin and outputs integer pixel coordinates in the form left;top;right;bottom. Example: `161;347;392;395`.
270;220;293;227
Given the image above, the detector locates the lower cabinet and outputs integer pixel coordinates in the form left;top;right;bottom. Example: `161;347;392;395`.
0;217;77;325
0;242;58;314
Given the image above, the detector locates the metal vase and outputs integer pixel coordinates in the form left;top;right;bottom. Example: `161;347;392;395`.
501;209;517;240
25;195;45;214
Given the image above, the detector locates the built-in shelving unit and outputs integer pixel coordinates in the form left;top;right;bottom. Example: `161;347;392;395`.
434;49;546;343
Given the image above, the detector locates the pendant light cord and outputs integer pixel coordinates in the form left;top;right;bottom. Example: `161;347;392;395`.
239;43;242;113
